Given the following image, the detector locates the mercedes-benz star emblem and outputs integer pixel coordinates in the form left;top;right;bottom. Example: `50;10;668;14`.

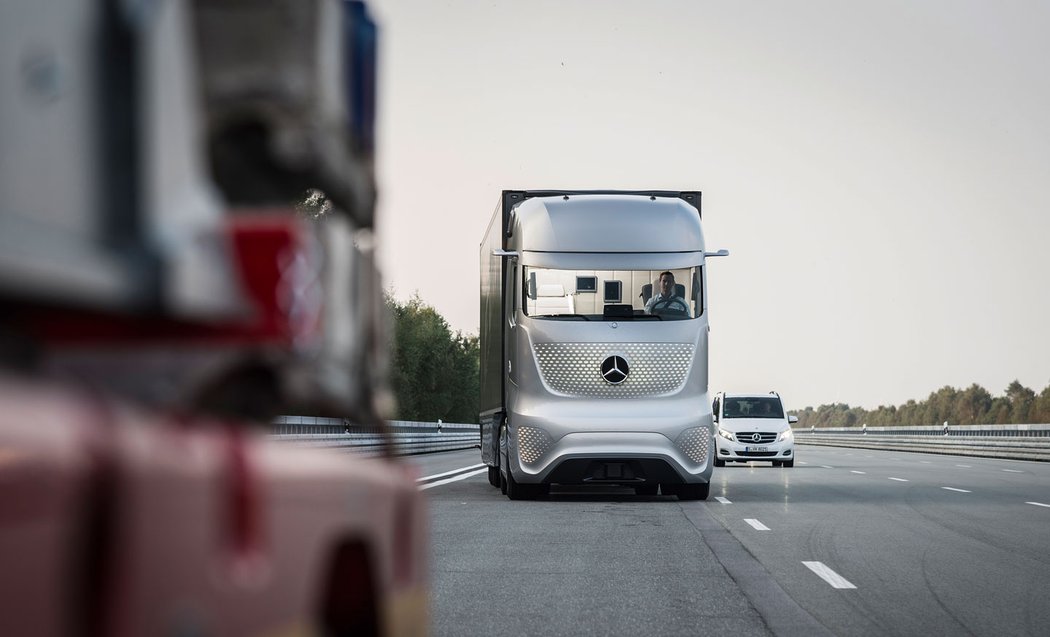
600;355;629;385
751;433;762;443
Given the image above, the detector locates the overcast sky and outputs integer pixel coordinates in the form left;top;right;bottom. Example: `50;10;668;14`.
366;0;1050;411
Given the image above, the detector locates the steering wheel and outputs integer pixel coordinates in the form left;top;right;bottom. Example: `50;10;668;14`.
650;298;689;316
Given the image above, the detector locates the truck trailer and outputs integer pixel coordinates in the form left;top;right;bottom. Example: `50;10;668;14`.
480;190;728;500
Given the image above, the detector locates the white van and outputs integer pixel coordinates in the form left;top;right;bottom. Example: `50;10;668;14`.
712;392;796;467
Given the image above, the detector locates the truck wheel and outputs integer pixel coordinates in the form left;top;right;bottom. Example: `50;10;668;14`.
487;465;500;487
505;467;545;500
676;483;710;501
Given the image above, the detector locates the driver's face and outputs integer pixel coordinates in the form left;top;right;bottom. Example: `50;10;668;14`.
659;275;674;296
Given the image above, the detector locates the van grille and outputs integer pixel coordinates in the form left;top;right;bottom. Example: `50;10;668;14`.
734;432;778;444
532;342;694;397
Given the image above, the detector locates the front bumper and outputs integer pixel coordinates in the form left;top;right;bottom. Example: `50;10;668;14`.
715;437;793;462
509;430;713;486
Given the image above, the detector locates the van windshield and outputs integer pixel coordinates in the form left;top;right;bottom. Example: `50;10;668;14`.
521;266;702;321
723;397;785;419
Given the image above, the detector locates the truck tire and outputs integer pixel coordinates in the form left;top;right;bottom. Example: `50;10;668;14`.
487;465;500;487
505;467;546;500
675;482;710;501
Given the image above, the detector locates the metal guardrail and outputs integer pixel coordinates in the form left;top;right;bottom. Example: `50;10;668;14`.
796;423;1050;462
273;417;1050;463
271;416;479;457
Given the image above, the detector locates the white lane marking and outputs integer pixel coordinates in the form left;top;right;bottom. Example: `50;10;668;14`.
803;561;857;589
942;487;971;493
1003;469;1024;473
419;468;488;490
715;496;732;504
920;461;931;464
417;463;486;483
821;465;834;469
744;518;770;531
1026;502;1050;508
888;477;909;482
850;470;866;475
956;464;972;468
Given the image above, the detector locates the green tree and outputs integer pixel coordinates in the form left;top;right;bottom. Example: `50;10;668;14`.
385;293;479;423
1005;380;1036;424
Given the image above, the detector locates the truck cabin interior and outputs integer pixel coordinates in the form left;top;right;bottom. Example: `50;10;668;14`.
522;267;703;320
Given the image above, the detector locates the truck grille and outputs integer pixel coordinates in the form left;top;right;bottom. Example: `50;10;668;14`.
532;342;694;397
734;432;778;444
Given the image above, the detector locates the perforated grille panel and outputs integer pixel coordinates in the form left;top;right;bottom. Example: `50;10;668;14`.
675;427;710;465
532;342;694;397
518;426;553;465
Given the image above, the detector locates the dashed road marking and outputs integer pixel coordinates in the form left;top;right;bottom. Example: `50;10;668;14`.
821;465;834;469
715;496;732;504
888;477;909;482
942;487;971;493
1003;469;1024;473
1026;502;1050;508
803;561;857;589
744;518;770;531
956;464;972;468
850;470;866;475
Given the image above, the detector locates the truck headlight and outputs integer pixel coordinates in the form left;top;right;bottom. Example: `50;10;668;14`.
717;427;734;442
779;429;794;442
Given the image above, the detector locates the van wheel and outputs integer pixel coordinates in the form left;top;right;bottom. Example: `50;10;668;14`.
635;484;658;496
487;465;500;487
713;457;725;467
772;461;782;467
676;483;710;501
783;459;794;468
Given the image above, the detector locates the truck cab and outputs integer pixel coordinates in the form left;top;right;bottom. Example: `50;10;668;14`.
481;191;728;500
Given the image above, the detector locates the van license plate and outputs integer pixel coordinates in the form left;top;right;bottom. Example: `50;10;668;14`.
745;446;769;452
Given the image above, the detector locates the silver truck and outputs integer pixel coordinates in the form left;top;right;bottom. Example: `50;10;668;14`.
480;190;728;500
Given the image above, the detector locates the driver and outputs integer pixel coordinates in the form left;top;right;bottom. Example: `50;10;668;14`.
644;271;688;315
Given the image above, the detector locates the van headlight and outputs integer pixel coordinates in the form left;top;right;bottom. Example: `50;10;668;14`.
779;429;794;442
717;427;734;442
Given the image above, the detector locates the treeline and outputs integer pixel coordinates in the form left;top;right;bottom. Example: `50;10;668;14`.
796;381;1050;428
386;293;478;423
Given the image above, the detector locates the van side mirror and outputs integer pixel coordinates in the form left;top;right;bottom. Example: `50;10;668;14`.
788;415;798;424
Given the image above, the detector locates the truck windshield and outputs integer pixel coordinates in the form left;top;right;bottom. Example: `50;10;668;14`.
723;397;785;419
521;266;702;321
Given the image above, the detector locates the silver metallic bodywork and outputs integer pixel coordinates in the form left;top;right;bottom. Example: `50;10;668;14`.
480;192;722;490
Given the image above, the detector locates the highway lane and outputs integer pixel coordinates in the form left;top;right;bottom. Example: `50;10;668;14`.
412;448;1050;636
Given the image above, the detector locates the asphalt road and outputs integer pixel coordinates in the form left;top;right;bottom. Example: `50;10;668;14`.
409;447;1050;636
